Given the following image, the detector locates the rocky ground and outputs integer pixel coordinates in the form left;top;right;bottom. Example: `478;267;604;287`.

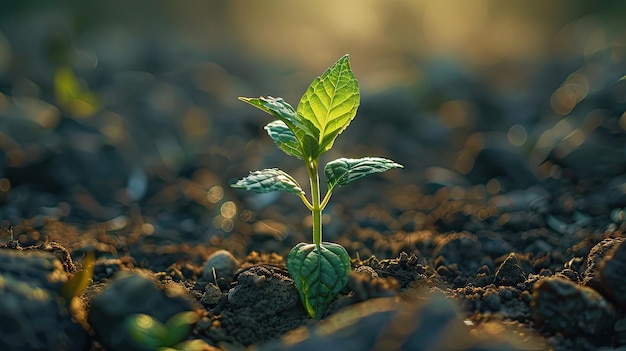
1;5;626;350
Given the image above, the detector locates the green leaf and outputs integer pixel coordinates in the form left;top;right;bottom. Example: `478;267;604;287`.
239;95;298;126
60;250;95;301
231;168;304;195
297;54;360;158
324;157;403;192
54;66;100;118
265;120;304;159
125;313;168;348
287;242;351;320
239;96;319;158
163;311;199;346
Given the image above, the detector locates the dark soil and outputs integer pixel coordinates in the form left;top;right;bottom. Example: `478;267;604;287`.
1;4;626;351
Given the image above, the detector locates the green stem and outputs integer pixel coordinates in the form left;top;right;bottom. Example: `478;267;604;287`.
320;190;333;209
299;193;313;211
307;159;322;247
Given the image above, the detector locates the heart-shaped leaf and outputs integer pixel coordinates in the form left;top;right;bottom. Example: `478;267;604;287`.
265;120;304;159
324;157;403;192
287;242;351;320
231;168;304;195
297;54;359;158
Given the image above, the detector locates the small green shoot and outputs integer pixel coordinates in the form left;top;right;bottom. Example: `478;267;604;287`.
232;55;403;319
125;311;210;351
60;250;95;301
53;66;100;118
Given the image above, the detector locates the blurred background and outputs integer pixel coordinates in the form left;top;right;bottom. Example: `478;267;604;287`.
0;0;625;254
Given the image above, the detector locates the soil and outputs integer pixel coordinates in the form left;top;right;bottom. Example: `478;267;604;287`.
1;6;626;351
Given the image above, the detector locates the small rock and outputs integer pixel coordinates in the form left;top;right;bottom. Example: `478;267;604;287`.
598;241;626;308
201;283;224;307
531;277;615;342
0;248;68;290
0;249;88;351
582;238;623;290
494;253;526;286
202;250;239;283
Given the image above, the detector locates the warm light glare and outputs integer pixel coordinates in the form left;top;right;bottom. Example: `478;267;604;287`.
220;201;237;219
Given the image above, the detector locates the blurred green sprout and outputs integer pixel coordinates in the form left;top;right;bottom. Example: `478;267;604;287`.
125;311;209;351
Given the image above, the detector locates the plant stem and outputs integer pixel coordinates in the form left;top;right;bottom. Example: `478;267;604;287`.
307;159;322;247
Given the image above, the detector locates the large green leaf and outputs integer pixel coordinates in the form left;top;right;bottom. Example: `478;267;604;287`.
324;157;403;192
231;168;304;195
265;120;304;159
287;242;351;320
297;54;360;158
239;96;319;158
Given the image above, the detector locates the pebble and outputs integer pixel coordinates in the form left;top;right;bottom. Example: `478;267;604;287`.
201;249;239;283
0;248;88;351
598;240;626;308
582;238;623;290
531;277;615;342
201;283;224;307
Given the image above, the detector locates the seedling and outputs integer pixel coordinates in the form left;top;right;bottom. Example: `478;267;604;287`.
60;250;95;302
232;55;403;319
125;311;210;351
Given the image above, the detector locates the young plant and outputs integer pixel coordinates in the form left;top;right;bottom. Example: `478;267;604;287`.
231;55;403;319
125;311;210;351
